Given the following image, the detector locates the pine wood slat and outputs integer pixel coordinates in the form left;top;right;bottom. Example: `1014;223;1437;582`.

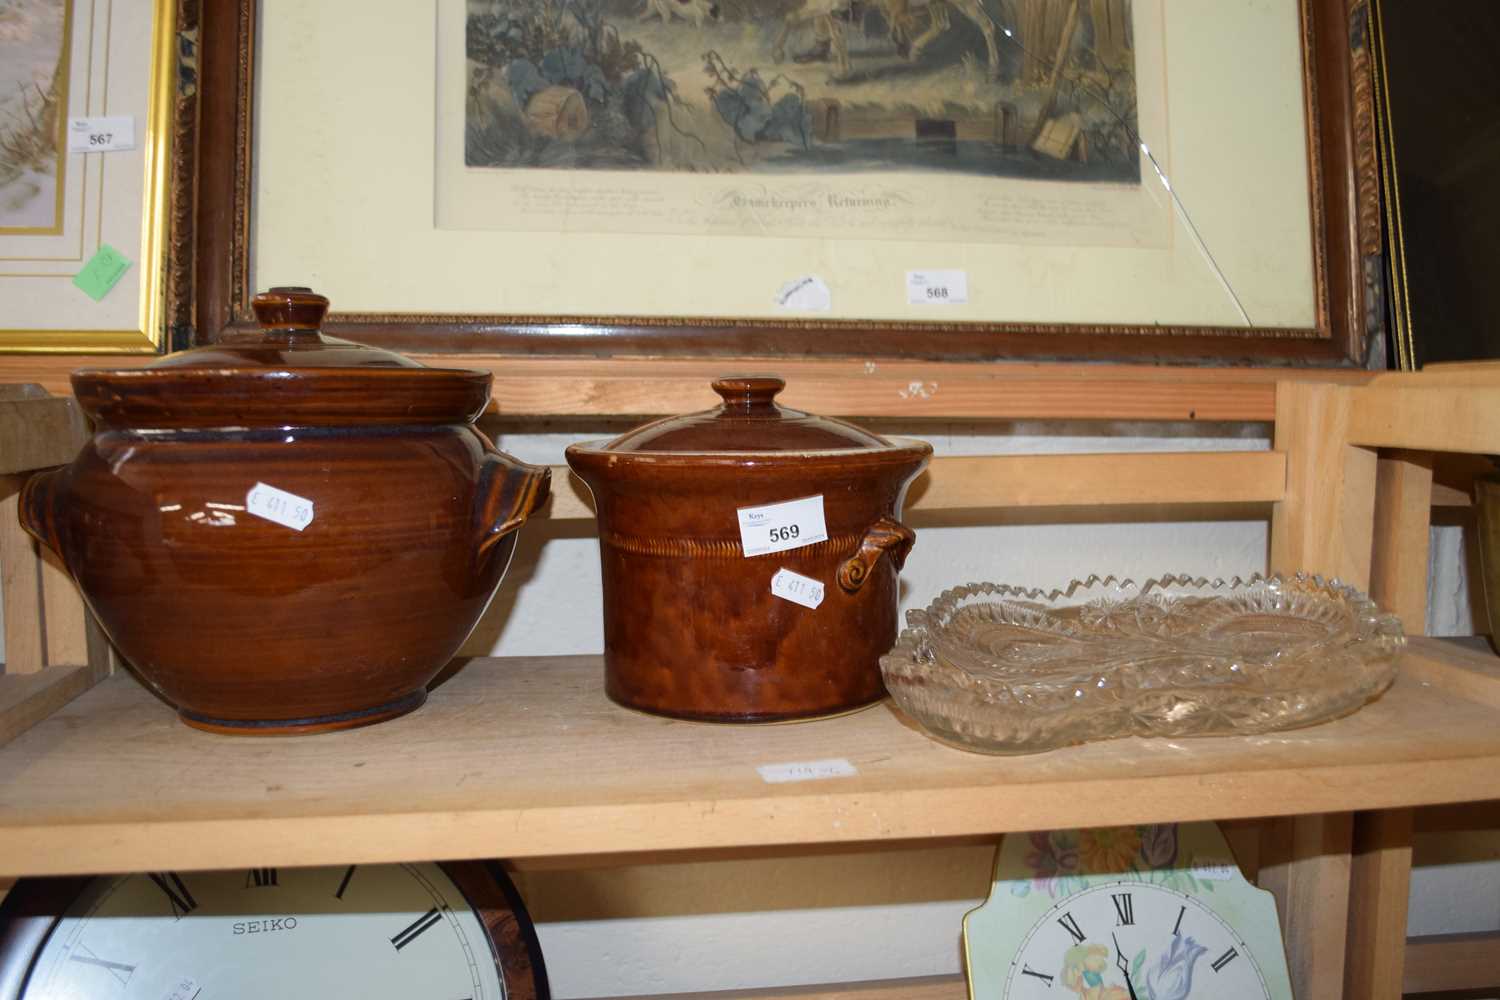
546;452;1288;521
0;356;1374;421
0;479;44;676
37;548;90;668
1370;452;1433;632
1343;808;1413;1000
0;665;98;746
1257;812;1352;1000
0;638;1495;878
1401;931;1500;994
1270;382;1377;588
1347;386;1500;454
0;389;84;477
1414;800;1500;833
484;360;1294;421
1429;453;1494;507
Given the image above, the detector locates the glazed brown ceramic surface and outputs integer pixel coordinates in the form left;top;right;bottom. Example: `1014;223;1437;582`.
566;377;930;722
20;288;550;735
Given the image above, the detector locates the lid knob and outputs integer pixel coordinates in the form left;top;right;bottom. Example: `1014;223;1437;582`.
252;287;329;335
712;376;785;414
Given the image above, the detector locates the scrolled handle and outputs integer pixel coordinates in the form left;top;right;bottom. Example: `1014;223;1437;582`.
18;467;65;561
476;455;552;557
836;515;916;593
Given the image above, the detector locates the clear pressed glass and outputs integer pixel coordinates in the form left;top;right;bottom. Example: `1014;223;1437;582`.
880;573;1405;755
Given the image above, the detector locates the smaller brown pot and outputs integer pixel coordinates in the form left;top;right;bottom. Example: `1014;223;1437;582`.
20;288;550;735
567;376;931;722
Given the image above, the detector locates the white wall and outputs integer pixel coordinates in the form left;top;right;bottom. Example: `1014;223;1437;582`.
469;419;1494;998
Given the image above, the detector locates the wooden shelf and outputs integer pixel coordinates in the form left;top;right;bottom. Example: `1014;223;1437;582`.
0;355;1375;422
1;637;1497;878
3;374;1499;998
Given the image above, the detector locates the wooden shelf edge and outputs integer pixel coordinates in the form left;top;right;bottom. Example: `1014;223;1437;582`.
7;756;1500;879
1;639;1497;878
1349;385;1500;454
0;356;1376;421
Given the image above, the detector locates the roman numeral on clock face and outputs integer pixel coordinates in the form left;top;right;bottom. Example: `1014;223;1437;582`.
245;868;278;888
148;872;198;919
69;944;137;986
1111;892;1134;926
1173;904;1186;937
1020;964;1054;986
1056;911;1085;945
390;907;444;951
1212;946;1239;972
335;865;357;899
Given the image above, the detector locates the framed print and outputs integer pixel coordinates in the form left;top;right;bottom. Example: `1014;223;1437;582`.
1372;0;1500;371
192;0;1381;365
0;0;183;354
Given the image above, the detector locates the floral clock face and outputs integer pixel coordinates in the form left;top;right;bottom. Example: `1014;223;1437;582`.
0;862;547;1000
964;824;1293;1000
1006;881;1269;1000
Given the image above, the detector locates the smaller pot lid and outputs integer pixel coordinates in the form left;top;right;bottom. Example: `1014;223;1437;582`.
590;376;902;453
73;288;491;428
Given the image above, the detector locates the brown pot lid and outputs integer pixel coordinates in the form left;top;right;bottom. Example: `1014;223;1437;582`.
72;288;491;427
586;376;902;453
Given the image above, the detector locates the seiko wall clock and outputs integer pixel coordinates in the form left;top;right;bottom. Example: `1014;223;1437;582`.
964;822;1293;1000
0;861;547;1000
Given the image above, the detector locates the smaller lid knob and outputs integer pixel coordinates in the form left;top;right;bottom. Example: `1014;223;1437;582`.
712;376;785;414
252;287;329;334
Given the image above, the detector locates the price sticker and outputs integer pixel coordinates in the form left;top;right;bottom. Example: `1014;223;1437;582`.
906;269;968;305
67;116;136;153
246;482;314;532
756;758;858;784
775;274;832;311
72;244;131;302
770;567;825;609
736;494;827;557
1191;861;1241;882
162;977;200;1000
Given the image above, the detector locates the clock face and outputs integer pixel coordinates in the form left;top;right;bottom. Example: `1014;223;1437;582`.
1004;881;1270;1000
13;864;509;1000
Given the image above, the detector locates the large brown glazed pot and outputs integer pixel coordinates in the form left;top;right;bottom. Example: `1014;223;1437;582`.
20;288;550;735
566;377;931;722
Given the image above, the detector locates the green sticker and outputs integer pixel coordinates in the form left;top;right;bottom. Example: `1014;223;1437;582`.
72;244;132;302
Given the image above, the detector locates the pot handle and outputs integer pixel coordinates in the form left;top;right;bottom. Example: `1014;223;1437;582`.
837;516;916;594
476;455;552;557
18;467;65;561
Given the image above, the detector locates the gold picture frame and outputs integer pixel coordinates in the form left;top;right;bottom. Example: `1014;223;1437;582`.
0;0;178;354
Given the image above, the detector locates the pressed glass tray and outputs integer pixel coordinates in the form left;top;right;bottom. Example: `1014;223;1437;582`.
880;573;1405;755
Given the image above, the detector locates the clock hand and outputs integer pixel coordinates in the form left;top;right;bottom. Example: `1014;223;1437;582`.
1112;932;1142;1000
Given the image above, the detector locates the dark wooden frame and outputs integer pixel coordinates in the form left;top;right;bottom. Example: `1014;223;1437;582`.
186;0;1382;365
